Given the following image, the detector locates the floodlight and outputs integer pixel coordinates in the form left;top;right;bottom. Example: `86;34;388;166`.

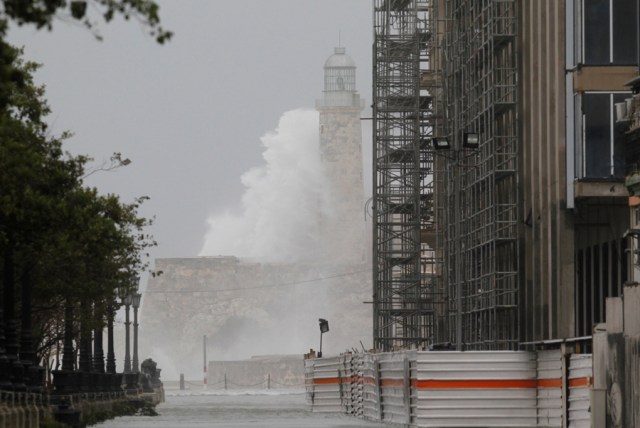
432;137;451;150
463;132;480;149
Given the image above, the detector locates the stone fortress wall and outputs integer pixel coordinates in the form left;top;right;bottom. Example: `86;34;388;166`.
139;256;371;379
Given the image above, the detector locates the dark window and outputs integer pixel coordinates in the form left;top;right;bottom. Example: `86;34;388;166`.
583;0;639;65
611;240;619;297
584;0;610;64
613;93;628;174
601;243;610;321
612;0;638;64
585;248;593;335
582;92;627;178
593;245;601;324
621;238;628;292
583;93;611;178
577;249;584;336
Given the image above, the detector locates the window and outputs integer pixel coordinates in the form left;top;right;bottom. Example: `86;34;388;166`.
580;92;628;178
581;0;638;65
575;238;628;337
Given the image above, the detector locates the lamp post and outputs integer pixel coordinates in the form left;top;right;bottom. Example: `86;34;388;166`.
432;132;479;351
105;300;119;391
318;318;329;358
122;294;132;375
131;293;141;374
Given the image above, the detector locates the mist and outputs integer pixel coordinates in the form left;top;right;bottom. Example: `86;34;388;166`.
140;106;371;378
199;109;329;262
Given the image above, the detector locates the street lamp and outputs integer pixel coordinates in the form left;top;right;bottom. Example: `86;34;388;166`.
432;131;481;351
318;318;329;358
131;293;141;374
122;294;132;375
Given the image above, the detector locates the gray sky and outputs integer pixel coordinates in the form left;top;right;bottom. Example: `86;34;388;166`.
7;0;373;264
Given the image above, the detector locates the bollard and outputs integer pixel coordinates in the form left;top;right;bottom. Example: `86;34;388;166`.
179;374;185;391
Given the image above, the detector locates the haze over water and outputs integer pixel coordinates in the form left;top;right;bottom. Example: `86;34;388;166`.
96;391;386;427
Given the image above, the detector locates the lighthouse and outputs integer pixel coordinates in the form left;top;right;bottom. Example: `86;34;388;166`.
316;47;366;263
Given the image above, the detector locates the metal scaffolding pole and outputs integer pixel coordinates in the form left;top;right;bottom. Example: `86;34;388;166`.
373;0;443;351
440;0;520;350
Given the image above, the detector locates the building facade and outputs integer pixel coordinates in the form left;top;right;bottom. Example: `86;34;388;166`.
372;0;639;351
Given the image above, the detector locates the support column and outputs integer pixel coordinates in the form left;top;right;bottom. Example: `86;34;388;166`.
78;300;92;392
19;269;42;392
123;300;131;374
132;303;139;374
53;300;76;394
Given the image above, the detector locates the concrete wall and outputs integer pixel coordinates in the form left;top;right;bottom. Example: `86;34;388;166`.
595;283;640;427
140;257;371;379
518;0;575;343
518;0;633;344
207;355;304;390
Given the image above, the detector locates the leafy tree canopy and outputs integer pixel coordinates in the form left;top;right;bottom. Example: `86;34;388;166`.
1;0;172;43
0;39;156;362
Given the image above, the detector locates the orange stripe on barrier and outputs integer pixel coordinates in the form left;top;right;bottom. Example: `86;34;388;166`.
380;379;404;387
312;377;342;385
363;377;377;385
413;379;538;389
537;378;562;388
569;377;592;388
313;376;565;390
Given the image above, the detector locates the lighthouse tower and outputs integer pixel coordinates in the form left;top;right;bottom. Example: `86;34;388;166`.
316;47;366;263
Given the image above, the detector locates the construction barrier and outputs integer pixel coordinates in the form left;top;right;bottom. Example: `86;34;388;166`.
567;354;593;428
305;355;351;413
412;351;537;427
536;349;563;427
306;349;593;427
360;352;380;421
379;351;413;425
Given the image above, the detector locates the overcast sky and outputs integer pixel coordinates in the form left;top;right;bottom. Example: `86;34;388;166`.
7;0;373;266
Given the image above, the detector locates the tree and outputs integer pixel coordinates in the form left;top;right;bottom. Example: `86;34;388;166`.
0;41;156;372
1;0;172;43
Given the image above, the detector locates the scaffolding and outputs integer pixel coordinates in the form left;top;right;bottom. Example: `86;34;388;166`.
372;0;443;351
440;0;519;350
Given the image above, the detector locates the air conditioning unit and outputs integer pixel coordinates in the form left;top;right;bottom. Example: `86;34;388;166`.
615;101;629;123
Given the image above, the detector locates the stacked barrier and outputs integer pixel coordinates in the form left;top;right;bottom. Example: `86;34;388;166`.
536;349;563;427
347;353;364;417
378;351;413;425
307;350;593;427
412;351;537;427
361;352;380;421
567;354;592;427
306;355;351;413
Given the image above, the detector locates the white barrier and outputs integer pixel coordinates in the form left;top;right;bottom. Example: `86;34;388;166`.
567;354;592;428
378;351;413;425
361;352;381;421
536;349;563;427
412;351;537;427
306;355;351;413
307;350;592;427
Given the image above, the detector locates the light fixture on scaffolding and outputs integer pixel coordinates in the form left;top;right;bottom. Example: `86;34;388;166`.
431;137;451;150
463;132;480;149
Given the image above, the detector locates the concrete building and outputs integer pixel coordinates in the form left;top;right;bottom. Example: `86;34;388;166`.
519;0;637;350
372;1;639;351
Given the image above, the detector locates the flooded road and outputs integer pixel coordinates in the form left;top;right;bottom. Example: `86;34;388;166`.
95;390;387;428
